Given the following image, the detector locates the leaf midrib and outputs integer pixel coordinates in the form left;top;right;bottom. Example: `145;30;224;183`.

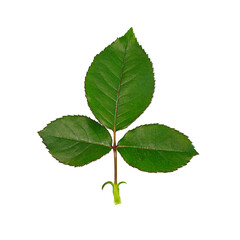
43;134;112;148
117;145;194;154
113;41;129;131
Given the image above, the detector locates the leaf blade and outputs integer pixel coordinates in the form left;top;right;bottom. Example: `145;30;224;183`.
38;116;112;167
85;28;154;131
117;124;198;172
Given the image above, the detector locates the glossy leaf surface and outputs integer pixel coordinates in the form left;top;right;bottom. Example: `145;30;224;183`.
118;124;198;172
38;116;112;166
85;28;154;131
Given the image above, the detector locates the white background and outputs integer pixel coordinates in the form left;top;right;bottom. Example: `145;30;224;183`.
0;0;239;239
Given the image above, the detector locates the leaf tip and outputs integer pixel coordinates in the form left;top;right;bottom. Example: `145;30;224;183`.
128;27;134;32
37;129;43;138
194;149;199;156
124;27;135;39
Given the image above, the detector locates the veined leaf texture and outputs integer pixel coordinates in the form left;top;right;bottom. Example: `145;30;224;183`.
38;28;198;204
85;28;154;131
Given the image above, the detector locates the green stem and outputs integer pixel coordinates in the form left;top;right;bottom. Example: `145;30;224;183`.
113;183;121;205
102;181;126;205
113;127;117;185
102;128;126;205
113;127;121;204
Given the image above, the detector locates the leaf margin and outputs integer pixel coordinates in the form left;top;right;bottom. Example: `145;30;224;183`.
117;123;199;173
84;27;155;131
38;115;113;167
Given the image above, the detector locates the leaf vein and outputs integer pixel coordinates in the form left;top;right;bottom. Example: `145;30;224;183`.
46;135;112;148
96;86;117;102
118;145;192;154
113;43;129;130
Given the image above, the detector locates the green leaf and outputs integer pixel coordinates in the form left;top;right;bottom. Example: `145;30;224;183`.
85;28;154;131
38;116;112;167
117;124;198;172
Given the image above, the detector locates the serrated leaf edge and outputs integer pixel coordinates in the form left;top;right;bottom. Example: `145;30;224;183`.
38;115;112;167
84;27;155;132
117;123;199;173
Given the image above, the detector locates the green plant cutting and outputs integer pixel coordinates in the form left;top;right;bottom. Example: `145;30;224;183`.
38;28;198;205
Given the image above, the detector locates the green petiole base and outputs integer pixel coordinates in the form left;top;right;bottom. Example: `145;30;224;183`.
102;181;126;205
